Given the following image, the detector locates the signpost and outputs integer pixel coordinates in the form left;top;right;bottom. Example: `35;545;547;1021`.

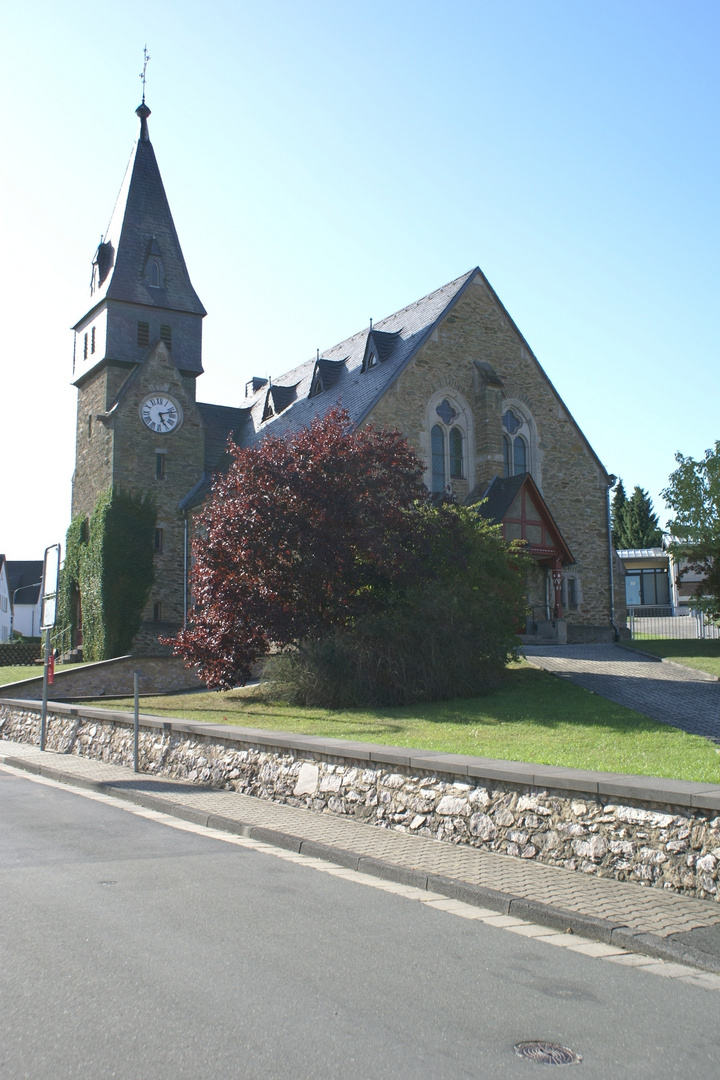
40;543;61;752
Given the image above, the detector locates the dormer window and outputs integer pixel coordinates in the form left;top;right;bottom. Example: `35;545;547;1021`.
262;383;299;421
144;237;165;289
361;329;401;373
309;357;346;398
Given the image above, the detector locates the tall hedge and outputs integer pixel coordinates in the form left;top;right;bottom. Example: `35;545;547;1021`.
58;489;156;660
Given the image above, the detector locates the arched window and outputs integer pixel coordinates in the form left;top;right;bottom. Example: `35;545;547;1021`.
150;261;160;287
449;427;464;478
431;425;445;493
426;395;471;494
503;409;531;477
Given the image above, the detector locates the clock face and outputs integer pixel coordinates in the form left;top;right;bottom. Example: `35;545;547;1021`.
140;394;182;434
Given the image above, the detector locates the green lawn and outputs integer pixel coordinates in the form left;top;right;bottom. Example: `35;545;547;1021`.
622;639;720;678
86;662;720;784
0;663;86;686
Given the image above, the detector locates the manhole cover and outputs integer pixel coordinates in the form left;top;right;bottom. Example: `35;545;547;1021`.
514;1042;582;1065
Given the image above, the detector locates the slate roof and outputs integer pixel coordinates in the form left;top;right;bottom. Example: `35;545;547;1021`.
177;403;253;511
237;268;478;446
472;474;575;565
75;102;206;328
6;561;44;605
472;473;527;524
196;402;252;471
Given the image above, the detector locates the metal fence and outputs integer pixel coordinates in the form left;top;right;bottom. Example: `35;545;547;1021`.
627;607;720;640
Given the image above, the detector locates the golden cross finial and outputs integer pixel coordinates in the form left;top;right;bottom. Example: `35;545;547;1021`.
140;45;151;103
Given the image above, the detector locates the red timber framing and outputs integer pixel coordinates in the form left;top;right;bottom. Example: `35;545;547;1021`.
479;473;575;619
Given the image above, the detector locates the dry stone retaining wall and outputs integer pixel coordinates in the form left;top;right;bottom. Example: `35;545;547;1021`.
2;699;719;902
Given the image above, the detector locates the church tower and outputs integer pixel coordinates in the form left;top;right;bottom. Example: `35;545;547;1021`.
71;100;207;653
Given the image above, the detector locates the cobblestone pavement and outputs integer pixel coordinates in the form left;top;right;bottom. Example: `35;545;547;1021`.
3;738;720;967
524;644;720;741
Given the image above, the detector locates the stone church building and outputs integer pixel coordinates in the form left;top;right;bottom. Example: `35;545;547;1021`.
70;102;625;655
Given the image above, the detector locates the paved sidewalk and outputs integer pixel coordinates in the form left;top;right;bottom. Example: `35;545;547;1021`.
524;644;720;741
3;737;720;974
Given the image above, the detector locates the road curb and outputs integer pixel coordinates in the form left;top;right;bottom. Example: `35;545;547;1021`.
4;750;720;976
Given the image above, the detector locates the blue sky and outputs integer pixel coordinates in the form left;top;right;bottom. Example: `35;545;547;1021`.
1;0;717;557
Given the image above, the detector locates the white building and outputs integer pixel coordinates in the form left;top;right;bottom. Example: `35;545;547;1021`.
6;560;44;638
617;544;709;615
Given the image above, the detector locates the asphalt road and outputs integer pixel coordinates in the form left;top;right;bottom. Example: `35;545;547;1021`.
1;769;718;1080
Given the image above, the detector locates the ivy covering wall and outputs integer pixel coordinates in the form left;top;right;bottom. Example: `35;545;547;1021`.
58;489;156;661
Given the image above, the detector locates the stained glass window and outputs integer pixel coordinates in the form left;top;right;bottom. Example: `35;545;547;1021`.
503;410;521;434
503;435;511;477
436;399;457;425
513;436;527;475
449;427;463;478
431;425;445;492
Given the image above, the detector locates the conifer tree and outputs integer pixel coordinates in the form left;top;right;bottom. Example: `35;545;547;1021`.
622;486;663;548
610;479;628;548
611;480;662;549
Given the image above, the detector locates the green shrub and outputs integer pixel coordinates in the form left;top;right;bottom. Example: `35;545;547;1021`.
263;508;528;706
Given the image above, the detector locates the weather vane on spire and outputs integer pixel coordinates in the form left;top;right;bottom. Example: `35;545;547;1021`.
139;45;151;104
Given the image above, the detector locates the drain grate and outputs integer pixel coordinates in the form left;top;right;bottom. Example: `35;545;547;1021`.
98;880;118;886
514;1042;582;1066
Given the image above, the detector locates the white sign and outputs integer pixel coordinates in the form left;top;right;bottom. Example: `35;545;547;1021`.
41;543;61;630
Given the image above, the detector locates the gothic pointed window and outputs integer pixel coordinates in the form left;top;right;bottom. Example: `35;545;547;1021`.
513;435;527;474
431;425;445;493
427;395;469;493
503;408;532;478
449;427;464;479
150;261;160;287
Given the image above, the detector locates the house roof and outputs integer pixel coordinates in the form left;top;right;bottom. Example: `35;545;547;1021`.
617;548;666;560
177;402;253;511
74;102;206;328
179;265;610;511
196;402;252;471
6;560;44;605
237;268;478;445
472;472;527;524
473;473;575;566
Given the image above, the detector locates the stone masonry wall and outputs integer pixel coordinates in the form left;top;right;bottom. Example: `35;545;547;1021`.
72;368;115;521
0;656;202;700
2;701;718;902
366;276;619;636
